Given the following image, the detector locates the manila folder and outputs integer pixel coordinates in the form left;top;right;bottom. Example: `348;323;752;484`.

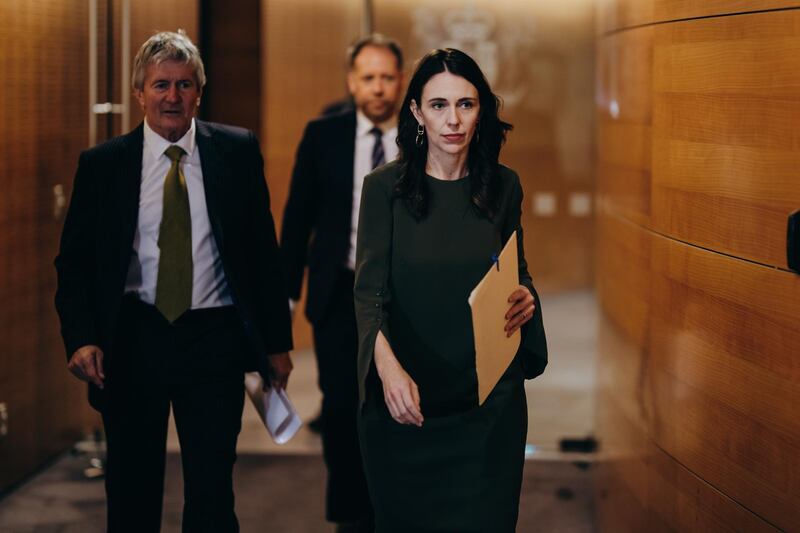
468;231;521;405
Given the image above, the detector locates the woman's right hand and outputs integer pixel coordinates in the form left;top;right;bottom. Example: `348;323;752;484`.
374;332;424;427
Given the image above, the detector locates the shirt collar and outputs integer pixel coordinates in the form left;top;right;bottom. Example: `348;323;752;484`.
356;110;397;138
143;118;197;160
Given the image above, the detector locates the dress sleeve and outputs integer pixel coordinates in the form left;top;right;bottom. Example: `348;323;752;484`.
354;172;394;407
502;171;548;379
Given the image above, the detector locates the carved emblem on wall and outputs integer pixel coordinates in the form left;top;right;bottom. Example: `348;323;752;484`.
410;2;532;108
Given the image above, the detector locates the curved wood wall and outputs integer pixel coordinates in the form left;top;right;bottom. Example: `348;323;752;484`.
595;3;800;531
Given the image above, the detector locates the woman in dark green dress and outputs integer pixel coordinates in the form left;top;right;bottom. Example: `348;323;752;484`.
354;48;548;533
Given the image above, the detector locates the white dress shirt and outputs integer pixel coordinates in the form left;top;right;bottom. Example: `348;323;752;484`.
348;111;399;270
124;118;232;308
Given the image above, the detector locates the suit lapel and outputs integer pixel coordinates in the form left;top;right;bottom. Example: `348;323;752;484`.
339;112;357;192
117;125;144;271
332;112;357;238
195;120;229;253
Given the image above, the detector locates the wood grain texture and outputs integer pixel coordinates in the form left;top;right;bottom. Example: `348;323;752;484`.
595;213;654;533
597;5;800;532
652;10;800;269
0;0;97;493
597;0;800;34
649;232;800;530
200;0;261;133
595;212;790;532
644;442;780;533
596;443;783;533
596;26;653;227
596;212;651;349
655;0;800;22
34;0;101;477
596;0;655;35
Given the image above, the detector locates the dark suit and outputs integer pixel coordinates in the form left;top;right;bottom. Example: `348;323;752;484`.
55;121;292;532
281;110;371;524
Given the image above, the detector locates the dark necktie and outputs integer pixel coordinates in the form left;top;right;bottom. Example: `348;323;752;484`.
155;145;193;323
370;127;385;170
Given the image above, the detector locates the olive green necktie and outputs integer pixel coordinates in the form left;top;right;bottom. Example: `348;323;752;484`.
155;145;192;323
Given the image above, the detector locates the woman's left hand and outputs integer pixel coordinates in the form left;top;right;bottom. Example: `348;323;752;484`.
505;285;535;337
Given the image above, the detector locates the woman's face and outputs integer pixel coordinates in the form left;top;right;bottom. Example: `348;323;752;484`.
411;71;480;158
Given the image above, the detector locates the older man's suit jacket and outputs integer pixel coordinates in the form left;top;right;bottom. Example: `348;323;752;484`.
280;111;357;324
55;120;293;410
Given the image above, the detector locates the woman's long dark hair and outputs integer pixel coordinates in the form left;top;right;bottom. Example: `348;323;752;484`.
396;48;513;220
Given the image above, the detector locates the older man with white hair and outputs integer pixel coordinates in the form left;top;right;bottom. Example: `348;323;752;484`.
55;30;293;532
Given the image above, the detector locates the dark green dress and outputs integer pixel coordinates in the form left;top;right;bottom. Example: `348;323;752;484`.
354;161;547;533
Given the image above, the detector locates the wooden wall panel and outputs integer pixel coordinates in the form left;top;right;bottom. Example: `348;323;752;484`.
594;392;653;533
652;10;800;269
654;0;800;22
597;0;800;34
596;27;653;226
261;0;362;349
200;0;260;133
595;209;653;532
596;7;800;530
0;0;96;493
649;233;800;530
645;442;780;533
34;0;99;472
596;213;650;349
595;213;787;532
597;439;781;532
596;0;654;35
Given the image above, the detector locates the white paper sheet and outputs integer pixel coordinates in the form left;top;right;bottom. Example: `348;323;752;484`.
244;373;303;444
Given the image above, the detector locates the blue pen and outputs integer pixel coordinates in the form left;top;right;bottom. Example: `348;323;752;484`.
491;253;500;271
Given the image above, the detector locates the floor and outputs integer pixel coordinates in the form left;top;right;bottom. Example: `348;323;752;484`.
0;290;598;532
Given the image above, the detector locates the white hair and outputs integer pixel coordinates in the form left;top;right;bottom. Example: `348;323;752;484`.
132;30;206;90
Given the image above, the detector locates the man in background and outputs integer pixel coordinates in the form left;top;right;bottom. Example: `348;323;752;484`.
55;30;292;532
280;34;404;532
